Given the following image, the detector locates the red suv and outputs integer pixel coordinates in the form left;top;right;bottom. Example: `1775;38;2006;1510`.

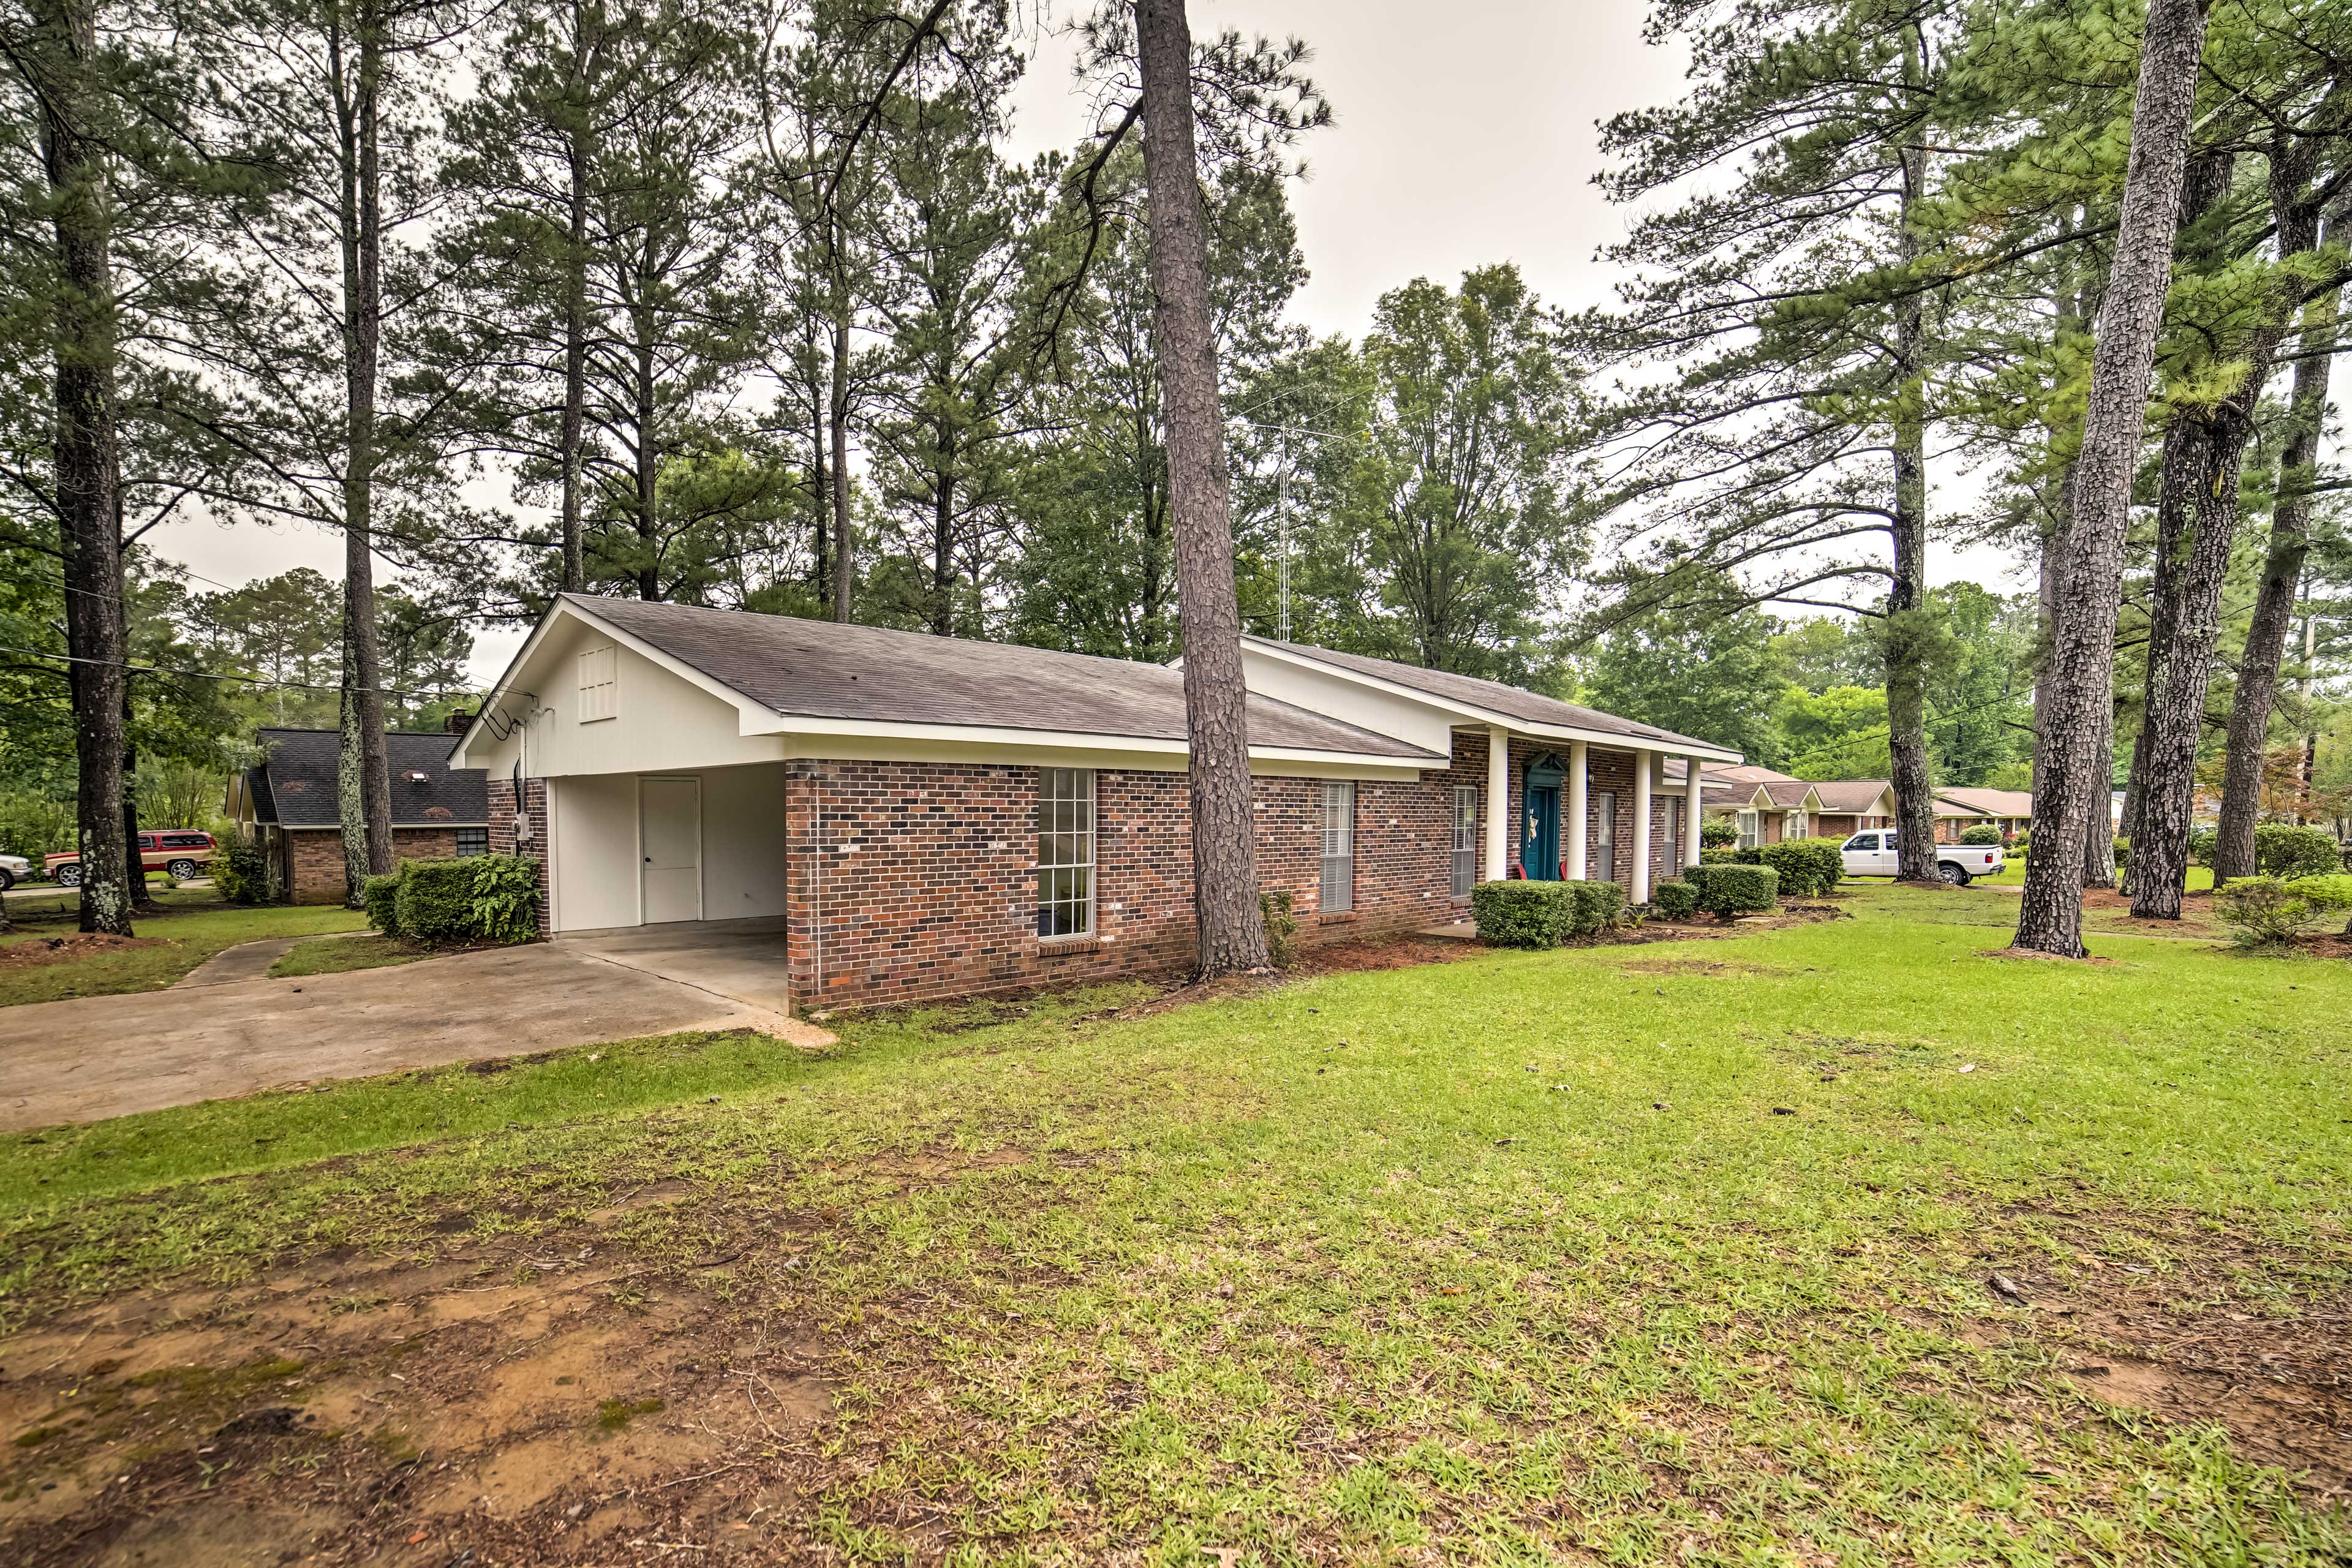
45;830;217;887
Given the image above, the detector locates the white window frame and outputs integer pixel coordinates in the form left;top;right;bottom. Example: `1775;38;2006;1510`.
1450;785;1478;897
578;644;618;722
1321;781;1355;913
1736;809;1761;850
1784;809;1805;840
1035;767;1096;938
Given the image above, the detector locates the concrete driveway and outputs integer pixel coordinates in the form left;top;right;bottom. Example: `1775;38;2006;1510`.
0;920;823;1131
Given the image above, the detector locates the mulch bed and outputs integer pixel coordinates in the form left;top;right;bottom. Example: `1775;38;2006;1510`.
0;932;166;969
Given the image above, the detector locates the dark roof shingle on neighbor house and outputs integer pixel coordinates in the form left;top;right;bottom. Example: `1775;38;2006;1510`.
1244;636;1735;755
248;729;488;829
568;595;1446;762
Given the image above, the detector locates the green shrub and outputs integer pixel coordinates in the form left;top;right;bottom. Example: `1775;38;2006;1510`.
1698;845;1741;865
2113;835;2130;868
1959;824;2002;846
1470;880;1579;949
1692;862;1777;919
361;872;404;935
2254;824;2342;880
1565;879;1626;935
1753;837;1844;897
2187;825;2217;865
468;854;542;945
1653;880;1698;921
396;859;480;942
1259;888;1298;968
213;836;272;905
1700;816;1738;848
2214;874;2352;946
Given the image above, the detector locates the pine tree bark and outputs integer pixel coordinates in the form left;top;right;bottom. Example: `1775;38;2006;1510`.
335;2;396;905
31;0;135;936
2081;699;2114;888
559;118;589;594
828;243;854;622
1134;0;1268;976
930;418;957;635
2215;216;2338;880
2015;0;2211;957
2132;141;2323;917
631;324;658;598
1887;135;1937;884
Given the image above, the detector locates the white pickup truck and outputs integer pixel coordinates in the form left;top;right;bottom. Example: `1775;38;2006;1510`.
1839;830;2003;886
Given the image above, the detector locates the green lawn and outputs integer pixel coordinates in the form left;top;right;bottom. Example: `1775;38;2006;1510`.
265;930;440;979
1975;857;2215;892
1;889;2345;1562
0;891;368;1006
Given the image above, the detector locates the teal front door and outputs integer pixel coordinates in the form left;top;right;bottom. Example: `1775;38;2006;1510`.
1524;786;1560;878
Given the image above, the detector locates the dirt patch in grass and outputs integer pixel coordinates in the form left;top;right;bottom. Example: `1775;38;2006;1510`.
1981;945;2123;965
1292;932;1489;976
1969;1216;2352;1504
1615;956;1787;977
0;1197;839;1567
0;933;167;971
2286;930;2352;960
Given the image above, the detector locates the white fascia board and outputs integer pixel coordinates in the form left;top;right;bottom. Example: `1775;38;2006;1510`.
1237;637;1744;764
756;710;1439;772
451;598;783;767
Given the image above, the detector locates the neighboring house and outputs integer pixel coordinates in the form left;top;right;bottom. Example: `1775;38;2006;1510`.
1809;780;1897;841
1931;786;2034;841
451;595;1743;1009
225;728;492;903
1673;763;1830;847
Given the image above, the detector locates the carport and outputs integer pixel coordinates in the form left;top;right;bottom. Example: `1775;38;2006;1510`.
540;761;790;933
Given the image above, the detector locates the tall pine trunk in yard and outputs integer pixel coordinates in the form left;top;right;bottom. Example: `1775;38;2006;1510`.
2130;140;2324;918
559;119;589;594
1887;128;1937;884
336;2;396;905
2215;214;2338;880
1134;0;1267;976
2015;0;2212;958
32;0;135;937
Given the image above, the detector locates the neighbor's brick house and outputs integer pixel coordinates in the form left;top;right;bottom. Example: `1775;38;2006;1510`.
226;728;491;904
459;597;1743;1011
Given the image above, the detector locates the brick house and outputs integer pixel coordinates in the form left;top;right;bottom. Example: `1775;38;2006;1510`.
452;596;1741;1010
225;728;491;903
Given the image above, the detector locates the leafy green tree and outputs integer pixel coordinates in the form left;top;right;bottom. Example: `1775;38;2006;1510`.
1582;577;1784;766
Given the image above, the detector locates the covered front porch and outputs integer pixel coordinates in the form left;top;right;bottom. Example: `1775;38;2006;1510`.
1472;726;1717;903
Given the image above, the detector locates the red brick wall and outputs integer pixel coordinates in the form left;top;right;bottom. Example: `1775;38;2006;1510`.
780;758;1457;1009
281;826;467;903
488;778;551;936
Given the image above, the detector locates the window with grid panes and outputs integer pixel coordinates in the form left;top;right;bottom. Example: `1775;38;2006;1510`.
1450;785;1477;895
1321;781;1355;912
1035;767;1095;937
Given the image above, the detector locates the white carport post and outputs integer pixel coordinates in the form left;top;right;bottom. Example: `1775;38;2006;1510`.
1566;739;1588;881
1684;757;1705;870
1483;725;1509;882
1631;748;1653;903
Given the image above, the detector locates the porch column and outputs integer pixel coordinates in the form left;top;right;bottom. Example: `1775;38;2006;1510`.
1566;739;1588;881
1483;725;1509;882
1631;748;1653;903
1684;758;1705;869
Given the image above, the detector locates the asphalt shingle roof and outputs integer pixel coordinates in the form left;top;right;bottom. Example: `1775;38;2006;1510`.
1935;786;2033;818
1808;780;1894;813
567;596;1445;761
1242;636;1736;755
251;729;488;829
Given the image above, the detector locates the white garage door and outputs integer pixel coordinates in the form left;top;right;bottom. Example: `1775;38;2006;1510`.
639;776;703;923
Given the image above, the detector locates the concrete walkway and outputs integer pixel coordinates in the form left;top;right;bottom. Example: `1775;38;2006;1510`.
0;935;829;1132
173;929;364;989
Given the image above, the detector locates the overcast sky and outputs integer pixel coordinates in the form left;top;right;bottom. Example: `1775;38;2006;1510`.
145;0;2025;682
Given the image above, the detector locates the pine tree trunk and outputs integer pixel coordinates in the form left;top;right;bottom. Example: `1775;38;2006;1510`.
2132;144;2322;916
633;325;658;599
1887;138;1936;884
337;6;396;906
32;0;134;937
930;419;956;636
1135;0;1268;976
559;127;589;594
828;246;853;622
2215;230;2337;880
2015;0;2211;957
2081;700;2114;888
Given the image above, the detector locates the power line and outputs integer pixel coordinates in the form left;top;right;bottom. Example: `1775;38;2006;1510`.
0;643;478;703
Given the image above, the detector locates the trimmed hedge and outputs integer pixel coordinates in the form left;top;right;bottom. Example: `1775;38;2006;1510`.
362;873;403;935
214;837;271;905
2255;824;2343;879
1653;879;1698;921
1469;878;1626;949
396;859;480;941
1683;862;1779;918
1751;837;1844;897
1699;816;1738;848
380;854;542;945
1959;824;2002;846
2214;873;2352;946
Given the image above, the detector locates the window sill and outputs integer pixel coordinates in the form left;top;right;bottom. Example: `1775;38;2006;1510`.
1316;911;1358;926
1033;933;1105;956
